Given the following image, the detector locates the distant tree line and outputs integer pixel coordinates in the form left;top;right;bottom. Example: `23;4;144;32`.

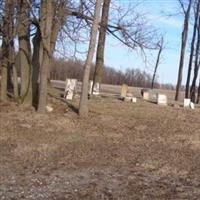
50;58;175;90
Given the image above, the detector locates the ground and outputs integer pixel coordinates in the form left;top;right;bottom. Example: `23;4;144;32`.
0;87;200;199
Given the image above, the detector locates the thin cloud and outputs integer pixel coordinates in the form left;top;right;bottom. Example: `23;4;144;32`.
148;13;182;29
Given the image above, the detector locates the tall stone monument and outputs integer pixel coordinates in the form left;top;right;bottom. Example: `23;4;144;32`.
64;79;77;100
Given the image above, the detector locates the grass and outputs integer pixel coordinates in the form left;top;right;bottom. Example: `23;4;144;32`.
0;90;200;199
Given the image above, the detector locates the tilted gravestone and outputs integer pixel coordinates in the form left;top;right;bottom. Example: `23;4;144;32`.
184;98;195;109
64;79;77;100
121;84;128;99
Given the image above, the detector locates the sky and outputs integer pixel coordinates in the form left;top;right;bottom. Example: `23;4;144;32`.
62;0;197;85
103;0;187;85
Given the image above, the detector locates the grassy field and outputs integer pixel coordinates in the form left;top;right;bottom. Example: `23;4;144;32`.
0;87;200;199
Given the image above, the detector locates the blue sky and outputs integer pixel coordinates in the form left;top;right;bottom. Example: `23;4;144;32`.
103;0;187;85
66;0;198;85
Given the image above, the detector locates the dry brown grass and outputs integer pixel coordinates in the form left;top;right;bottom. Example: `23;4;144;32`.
0;91;200;199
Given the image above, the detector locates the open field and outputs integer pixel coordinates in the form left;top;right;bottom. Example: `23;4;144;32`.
0;86;200;199
51;80;186;103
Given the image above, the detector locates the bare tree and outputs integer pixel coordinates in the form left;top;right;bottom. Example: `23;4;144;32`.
17;0;32;105
190;14;200;102
92;0;111;92
79;0;102;117
151;36;164;89
185;0;200;98
37;0;53;113
32;0;67;109
0;0;10;101
175;0;193;101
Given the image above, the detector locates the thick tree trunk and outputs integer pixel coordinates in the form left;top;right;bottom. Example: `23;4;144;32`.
37;0;53;113
0;42;8;101
79;0;103;117
18;0;32;106
8;9;15;95
0;0;13;101
190;16;200;103
175;0;192;101
32;29;43;108
93;0;111;91
185;0;200;98
151;37;164;89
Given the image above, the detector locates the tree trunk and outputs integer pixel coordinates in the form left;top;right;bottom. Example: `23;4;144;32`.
47;0;67;82
92;0;111;92
79;0;103;117
18;0;32;106
0;42;8;101
0;0;10;101
8;2;15;95
37;0;53;113
32;28;43;108
190;16;200;103
0;0;13;101
185;0;200;98
151;37;164;89
197;77;200;103
175;0;192;101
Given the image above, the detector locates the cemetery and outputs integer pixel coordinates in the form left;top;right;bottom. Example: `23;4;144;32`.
1;0;200;199
1;80;200;199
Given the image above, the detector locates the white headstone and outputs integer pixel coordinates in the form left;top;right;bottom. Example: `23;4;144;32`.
184;98;191;108
157;94;167;105
64;79;77;100
93;82;100;95
89;81;100;95
131;97;137;103
190;102;195;109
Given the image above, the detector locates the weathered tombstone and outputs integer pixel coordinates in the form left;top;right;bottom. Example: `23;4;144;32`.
143;91;149;100
141;89;157;101
184;98;191;108
121;84;128;99
64;79;77;100
89;81;100;95
93;82;100;95
157;94;167;105
190;102;195;109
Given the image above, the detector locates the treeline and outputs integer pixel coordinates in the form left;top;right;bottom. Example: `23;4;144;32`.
50;58;175;90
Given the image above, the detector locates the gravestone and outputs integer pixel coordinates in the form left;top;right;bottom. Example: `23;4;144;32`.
184;98;191;108
64;79;77;100
121;84;128;99
157;94;167;105
190;102;195;109
89;81;100;95
141;89;157;101
143;91;150;100
131;97;137;103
